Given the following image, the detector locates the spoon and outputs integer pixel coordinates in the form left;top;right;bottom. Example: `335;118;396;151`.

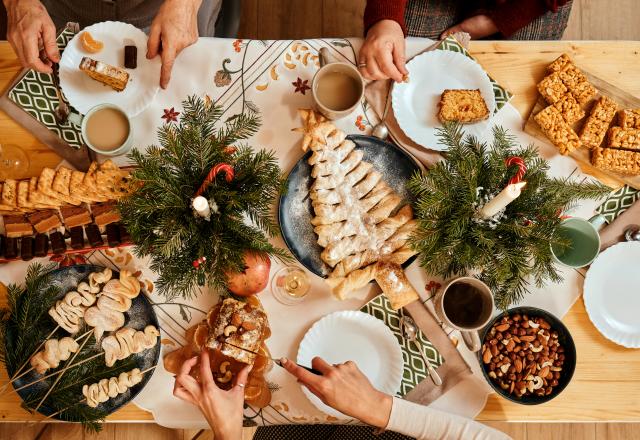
51;63;70;124
371;91;392;139
624;225;640;242
400;315;442;386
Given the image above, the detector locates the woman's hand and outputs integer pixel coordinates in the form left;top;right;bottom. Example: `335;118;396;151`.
441;14;499;40
282;357;393;428
173;350;250;440
4;0;59;73
358;19;407;82
147;0;202;89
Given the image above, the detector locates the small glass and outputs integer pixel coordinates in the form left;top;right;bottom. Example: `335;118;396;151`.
271;266;310;306
0;143;30;180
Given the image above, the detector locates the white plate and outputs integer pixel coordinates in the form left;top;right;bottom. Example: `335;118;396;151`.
59;21;160;117
584;242;640;348
391;50;496;150
296;310;404;418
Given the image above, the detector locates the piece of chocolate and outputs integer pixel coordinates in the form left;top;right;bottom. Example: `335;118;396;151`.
34;233;49;257
50;231;66;255
60;206;92;228
20;236;34;261
90;202;120;226
3;214;33;238
118;224;131;243
86;224;103;247
27;209;61;233
106;223;121;247
124;45;137;69
5;237;18;259
0;234;5;258
70;226;84;249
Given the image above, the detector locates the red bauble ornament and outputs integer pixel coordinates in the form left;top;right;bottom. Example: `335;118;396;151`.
193;256;207;268
226;252;271;296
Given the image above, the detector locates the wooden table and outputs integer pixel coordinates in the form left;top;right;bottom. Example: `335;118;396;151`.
1;40;639;423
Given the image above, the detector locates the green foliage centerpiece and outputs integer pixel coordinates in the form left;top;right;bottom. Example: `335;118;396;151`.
119;96;289;299
408;124;610;309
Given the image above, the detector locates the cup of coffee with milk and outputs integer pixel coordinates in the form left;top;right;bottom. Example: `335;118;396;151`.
312;47;365;120
70;103;133;156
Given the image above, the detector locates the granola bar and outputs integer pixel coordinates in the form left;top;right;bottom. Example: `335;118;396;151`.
438;89;490;123
534;105;581;155
553;94;585;124
618;109;640;129
607;127;640;150
592;147;640;175
537;72;567;104
579;95;617;149
547;54;572;73
558;64;596;104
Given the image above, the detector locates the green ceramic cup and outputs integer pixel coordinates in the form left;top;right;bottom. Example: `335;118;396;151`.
551;214;606;268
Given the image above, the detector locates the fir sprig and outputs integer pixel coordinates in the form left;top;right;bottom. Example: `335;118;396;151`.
408;124;611;309
119;95;290;299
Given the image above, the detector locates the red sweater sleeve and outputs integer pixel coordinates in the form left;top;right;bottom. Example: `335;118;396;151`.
487;0;569;38
363;0;408;36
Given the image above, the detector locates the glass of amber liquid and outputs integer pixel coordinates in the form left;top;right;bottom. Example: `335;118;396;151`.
0;143;30;179
271;266;310;306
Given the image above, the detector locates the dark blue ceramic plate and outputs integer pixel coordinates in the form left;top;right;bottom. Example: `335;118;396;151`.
279;135;421;277
11;264;160;419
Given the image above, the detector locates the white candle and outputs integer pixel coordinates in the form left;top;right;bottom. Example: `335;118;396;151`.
479;182;526;219
192;196;210;218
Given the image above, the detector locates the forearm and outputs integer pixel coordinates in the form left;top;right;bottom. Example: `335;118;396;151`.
364;0;408;36
386;397;511;440
486;0;567;37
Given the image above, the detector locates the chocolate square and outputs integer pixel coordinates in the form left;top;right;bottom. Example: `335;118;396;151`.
0;234;5;258
5;237;18;259
86;224;104;247
69;226;85;249
34;234;49;257
50;231;66;255
106;223;121;247
118;224;131;243
20;236;34;261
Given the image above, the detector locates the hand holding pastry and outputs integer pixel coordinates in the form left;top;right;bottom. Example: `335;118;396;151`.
173;350;251;440
281;357;393;429
4;0;59;73
440;14;499;40
358;19;407;82
146;0;201;89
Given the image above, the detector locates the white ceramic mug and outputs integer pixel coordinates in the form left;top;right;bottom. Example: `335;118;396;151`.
434;277;495;352
70;103;133;157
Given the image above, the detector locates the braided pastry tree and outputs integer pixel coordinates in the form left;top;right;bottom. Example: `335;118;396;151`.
48;268;113;334
82;368;144;408
29;337;80;375
101;326;159;367
294;110;418;306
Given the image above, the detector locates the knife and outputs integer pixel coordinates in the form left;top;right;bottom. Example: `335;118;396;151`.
223;342;322;375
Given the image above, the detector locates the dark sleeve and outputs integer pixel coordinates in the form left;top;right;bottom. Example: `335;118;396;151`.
363;0;409;36
486;0;570;38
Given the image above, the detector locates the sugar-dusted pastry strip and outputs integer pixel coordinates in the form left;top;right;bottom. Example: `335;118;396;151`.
312;149;364;178
537;72;567;105
547;54;571;73
374;261;419;310
579;96;617;149
618;109;640;129
591;147;640;175
311;170;382;206
311;161;373;191
607;127;640;150
311;182;391;225
308;139;356;166
553;94;585;125
534;105;581;155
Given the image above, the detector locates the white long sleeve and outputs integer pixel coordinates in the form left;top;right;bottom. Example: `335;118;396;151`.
385;397;511;440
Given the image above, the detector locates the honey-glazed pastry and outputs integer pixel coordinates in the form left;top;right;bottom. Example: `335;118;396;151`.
30;337;80;374
79;57;129;92
101;325;159;367
82;368;143;408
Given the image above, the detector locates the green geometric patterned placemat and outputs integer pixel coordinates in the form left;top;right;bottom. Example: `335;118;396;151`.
361;294;444;397
596;185;640;223
8;26;83;149
437;35;513;115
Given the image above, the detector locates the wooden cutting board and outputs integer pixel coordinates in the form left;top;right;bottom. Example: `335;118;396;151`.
524;65;640;190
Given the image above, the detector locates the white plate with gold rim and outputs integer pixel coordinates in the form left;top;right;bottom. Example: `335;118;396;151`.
297;310;403;418
584;242;640;348
59;21;160;117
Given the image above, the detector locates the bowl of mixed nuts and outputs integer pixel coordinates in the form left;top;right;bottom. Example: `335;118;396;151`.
479;306;576;404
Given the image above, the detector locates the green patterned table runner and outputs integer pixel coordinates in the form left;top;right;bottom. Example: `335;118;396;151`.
596;185;640;222
8;26;83;149
361;294;444;397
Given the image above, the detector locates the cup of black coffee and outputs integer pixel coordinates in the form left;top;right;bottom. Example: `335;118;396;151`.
434;277;494;352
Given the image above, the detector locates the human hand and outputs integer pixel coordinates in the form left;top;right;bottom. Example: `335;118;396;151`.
4;0;59;73
173;350;250;440
147;0;202;89
282;357;393;428
358;19;407;82
440;14;499;40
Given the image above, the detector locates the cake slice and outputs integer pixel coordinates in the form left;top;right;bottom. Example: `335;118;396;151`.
3;214;33;238
579;96;617;149
592;147;640;175
27;210;61;233
60;205;92;228
79;57;129;92
91;202;121;226
534;105;581;155
438;89;489;123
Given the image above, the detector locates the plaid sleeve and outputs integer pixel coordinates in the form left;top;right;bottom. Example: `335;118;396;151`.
363;0;409;36
487;0;568;37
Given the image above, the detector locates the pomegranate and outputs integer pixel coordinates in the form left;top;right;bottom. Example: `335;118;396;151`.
226;252;271;296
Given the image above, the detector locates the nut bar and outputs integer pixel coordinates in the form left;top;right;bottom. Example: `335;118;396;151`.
91;202;121;226
534;105;581;155
553;94;585;125
438;89;490;123
579;96;617;149
607;127;640;150
537;72;567;104
27;209;61;233
558;64;596;104
592;147;640;175
618;109;640;129
3;214;33;238
207;298;268;365
60;206;92;228
547;53;571;73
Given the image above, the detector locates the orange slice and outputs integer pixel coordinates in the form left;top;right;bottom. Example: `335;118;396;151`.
80;31;104;54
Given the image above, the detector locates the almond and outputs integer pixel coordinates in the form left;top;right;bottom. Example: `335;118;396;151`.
495;323;510;332
241;321;257;331
231;312;242;327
